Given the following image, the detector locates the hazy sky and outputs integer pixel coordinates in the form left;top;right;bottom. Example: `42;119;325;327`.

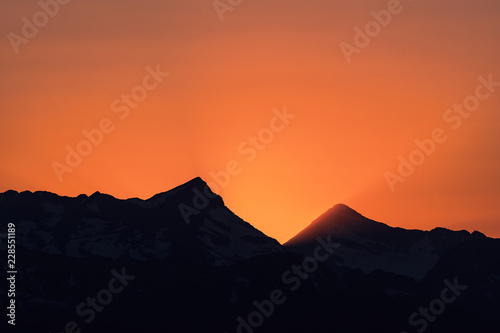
1;0;499;242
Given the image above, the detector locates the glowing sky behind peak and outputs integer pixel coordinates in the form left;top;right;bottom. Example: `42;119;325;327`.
1;0;499;243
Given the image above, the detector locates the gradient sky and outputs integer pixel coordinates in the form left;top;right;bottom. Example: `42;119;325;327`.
1;0;499;243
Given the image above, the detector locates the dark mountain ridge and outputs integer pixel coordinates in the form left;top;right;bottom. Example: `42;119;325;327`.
285;203;488;280
1;178;499;332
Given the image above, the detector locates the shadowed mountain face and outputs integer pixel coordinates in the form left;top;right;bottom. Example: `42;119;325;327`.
0;177;282;266
285;204;487;280
1;180;499;332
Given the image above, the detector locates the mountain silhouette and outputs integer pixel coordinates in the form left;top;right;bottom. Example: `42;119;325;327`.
0;177;282;266
285;203;487;280
1;178;499;332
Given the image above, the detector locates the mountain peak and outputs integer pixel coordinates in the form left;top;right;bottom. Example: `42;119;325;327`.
144;177;215;202
184;176;207;187
0;177;282;266
307;203;366;229
328;203;363;219
284;203;372;247
169;176;212;193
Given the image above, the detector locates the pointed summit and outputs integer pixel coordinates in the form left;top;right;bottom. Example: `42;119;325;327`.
171;177;215;195
324;203;365;220
284;203;491;280
143;177;218;205
183;176;208;188
284;203;370;246
0;177;282;266
160;176;209;193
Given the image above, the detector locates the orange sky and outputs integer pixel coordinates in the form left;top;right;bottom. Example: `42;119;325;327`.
1;0;499;243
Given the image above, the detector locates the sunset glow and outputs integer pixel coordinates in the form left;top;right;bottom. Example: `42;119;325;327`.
1;0;499;243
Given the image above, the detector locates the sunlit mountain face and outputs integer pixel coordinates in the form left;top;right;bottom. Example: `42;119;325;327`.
1;179;499;332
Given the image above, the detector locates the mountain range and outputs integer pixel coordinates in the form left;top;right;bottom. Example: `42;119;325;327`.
1;177;499;332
